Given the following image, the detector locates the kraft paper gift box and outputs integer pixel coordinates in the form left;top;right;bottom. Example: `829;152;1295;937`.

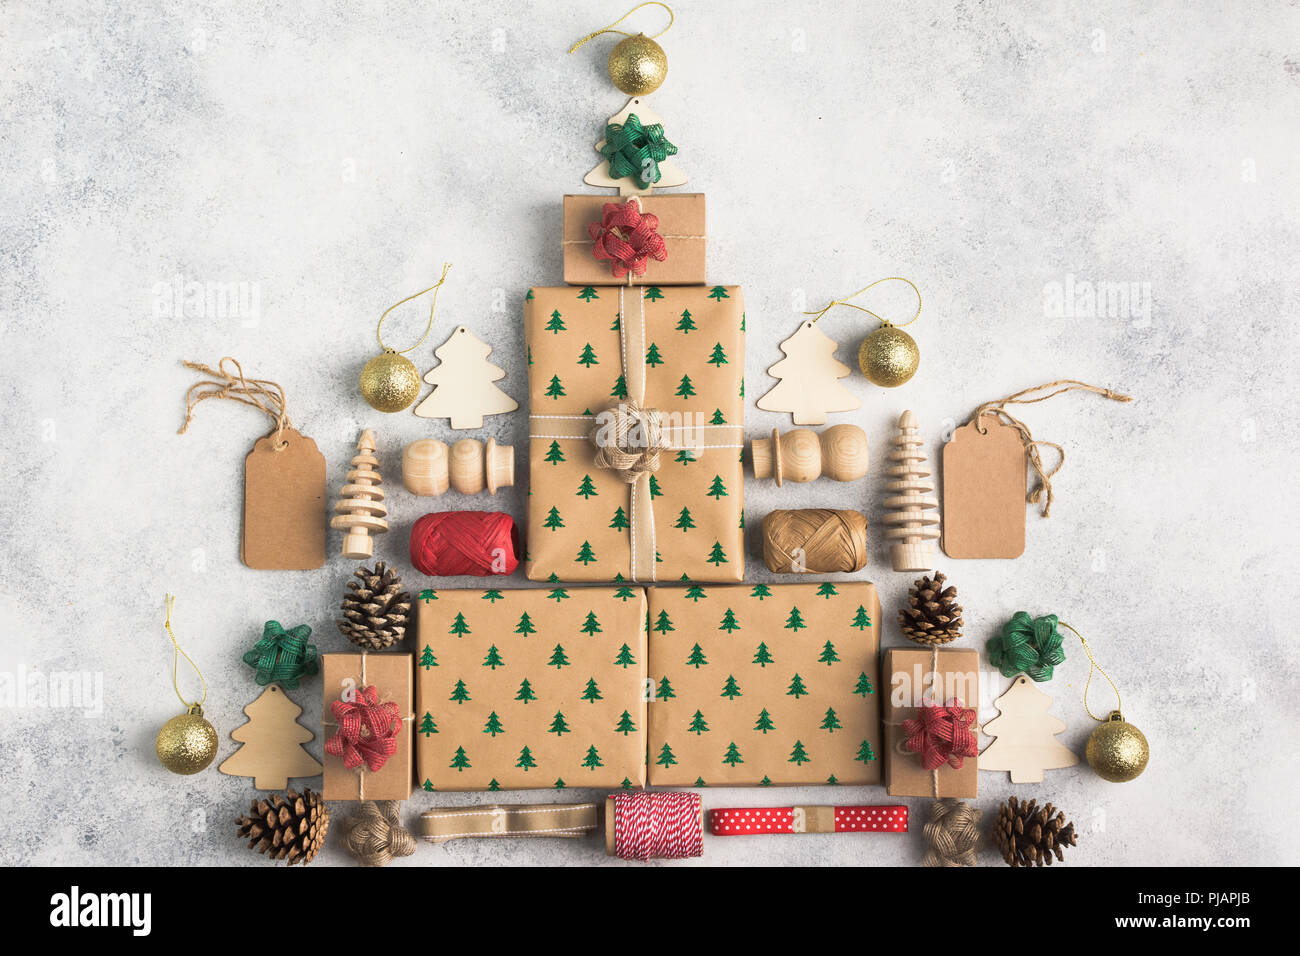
525;283;745;584
414;586;648;792
321;652;414;801
646;581;882;787
882;646;980;799
563;193;707;287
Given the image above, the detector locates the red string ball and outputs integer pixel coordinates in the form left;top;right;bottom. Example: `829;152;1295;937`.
409;511;521;577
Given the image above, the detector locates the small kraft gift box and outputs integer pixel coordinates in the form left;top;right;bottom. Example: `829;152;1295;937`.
563;194;707;287
321;652;414;801
646;581;882;787
882;646;980;798
414;586;648;792
525;283;745;583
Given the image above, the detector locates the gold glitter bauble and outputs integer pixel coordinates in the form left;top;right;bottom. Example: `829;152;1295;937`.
858;325;920;387
360;350;421;412
156;706;218;775
1085;711;1149;782
609;34;667;95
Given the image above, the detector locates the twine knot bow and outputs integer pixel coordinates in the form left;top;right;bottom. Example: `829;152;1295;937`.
589;401;673;483
324;684;401;773
588;198;668;279
241;620;318;689
988;611;1066;682
903;702;978;771
599;113;678;187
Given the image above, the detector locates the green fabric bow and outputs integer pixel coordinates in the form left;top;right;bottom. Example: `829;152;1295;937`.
242;620;319;689
988;612;1065;682
599;114;678;188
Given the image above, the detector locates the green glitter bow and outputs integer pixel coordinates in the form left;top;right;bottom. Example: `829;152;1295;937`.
987;612;1065;682
242;620;319;689
599;113;677;188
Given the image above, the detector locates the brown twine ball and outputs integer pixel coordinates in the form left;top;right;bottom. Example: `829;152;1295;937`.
589;401;672;483
761;509;868;574
922;798;982;867
340;800;417;867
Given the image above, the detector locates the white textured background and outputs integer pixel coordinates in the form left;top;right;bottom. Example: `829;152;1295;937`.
2;0;1297;867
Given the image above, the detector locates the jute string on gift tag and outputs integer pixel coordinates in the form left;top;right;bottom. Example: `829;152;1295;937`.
528;285;744;580
942;379;1132;559
179;357;326;570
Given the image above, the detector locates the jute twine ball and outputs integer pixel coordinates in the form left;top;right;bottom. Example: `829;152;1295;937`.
922;798;981;867
340;800;417;867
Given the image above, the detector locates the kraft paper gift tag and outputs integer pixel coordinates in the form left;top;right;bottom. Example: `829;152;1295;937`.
180;358;326;571
941;415;1026;559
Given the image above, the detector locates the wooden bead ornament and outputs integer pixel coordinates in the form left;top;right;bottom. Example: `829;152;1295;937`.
402;438;515;497
882;410;939;571
331;430;387;559
761;509;869;574
750;425;868;485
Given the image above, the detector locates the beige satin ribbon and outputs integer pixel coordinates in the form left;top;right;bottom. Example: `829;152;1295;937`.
529;284;744;581
418;803;601;843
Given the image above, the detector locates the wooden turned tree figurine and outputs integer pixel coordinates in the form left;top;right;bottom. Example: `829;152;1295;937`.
331;430;388;559
402;437;515;496
750;425;868;485
882;410;939;572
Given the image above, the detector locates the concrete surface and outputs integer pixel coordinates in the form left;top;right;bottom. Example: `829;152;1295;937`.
2;0;1297;867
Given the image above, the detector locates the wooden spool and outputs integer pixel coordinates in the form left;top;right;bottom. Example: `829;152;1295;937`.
882;410;939;572
330;429;388;559
761;508;869;574
750;425;868;485
402;437;514;496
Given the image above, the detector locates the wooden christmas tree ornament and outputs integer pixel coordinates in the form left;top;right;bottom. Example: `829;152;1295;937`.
331;430;388;559
883;410;939;571
755;320;860;426
414;326;518;430
750;425;868;485
218;683;323;790
980;676;1079;783
583;98;688;196
402;437;515;496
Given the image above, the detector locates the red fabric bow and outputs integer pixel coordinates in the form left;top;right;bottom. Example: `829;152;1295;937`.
588;198;668;278
324;684;401;773
902;702;978;771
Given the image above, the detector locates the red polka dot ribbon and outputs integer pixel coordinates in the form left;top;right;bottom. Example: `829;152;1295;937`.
902;701;978;771
708;805;909;835
588;198;668;280
324;683;401;773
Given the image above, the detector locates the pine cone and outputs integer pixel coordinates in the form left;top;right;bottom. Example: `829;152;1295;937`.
898;571;963;645
993;795;1077;867
336;562;411;650
236;789;330;866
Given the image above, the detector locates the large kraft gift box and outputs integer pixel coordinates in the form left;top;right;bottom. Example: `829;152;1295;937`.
882;646;980;799
414;587;648;791
563;193;707;287
321;652;414;801
525;284;745;583
646;582;882;787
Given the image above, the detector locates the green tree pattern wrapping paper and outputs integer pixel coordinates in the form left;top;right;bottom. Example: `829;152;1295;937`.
525;284;746;583
645;582;883;787
415;587;648;791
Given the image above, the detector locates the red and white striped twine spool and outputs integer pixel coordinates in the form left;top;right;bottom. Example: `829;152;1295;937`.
611;791;703;861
